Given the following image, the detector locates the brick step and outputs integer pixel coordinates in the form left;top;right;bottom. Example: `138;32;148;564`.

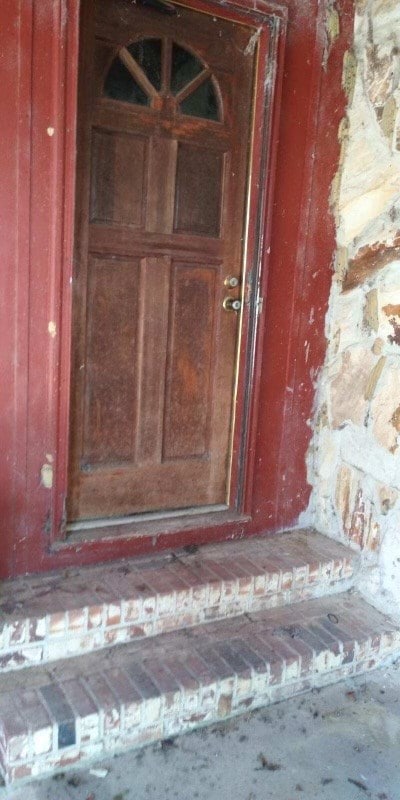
0;530;356;673
1;590;399;784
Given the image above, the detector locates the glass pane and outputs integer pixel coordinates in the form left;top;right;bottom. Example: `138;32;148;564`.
180;78;219;121
104;58;149;106
171;44;203;94
128;39;162;91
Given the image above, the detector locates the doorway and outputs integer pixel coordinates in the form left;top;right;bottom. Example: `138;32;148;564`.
1;0;351;578
68;0;258;526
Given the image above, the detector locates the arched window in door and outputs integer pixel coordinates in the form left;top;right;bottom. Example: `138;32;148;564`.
104;38;221;122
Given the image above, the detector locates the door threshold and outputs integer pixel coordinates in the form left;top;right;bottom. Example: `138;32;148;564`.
60;505;250;548
67;504;228;531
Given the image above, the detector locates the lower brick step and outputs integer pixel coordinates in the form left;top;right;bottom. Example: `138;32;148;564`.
0;529;356;673
1;590;399;784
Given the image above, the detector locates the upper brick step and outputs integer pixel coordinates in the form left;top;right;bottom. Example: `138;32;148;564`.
0;529;357;673
0;590;398;784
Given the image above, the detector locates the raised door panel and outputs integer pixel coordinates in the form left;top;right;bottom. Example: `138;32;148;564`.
173;145;225;237
90;130;148;227
163;263;217;460
82;256;140;465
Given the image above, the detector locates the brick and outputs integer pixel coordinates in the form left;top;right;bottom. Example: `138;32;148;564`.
270;639;301;680
127;663;162;701
293;565;309;586
214;642;252;681
87;605;104;629
143;660;181;713
12;765;33;781
295;626;327;655
308;623;341;652
124;664;162;725
0;694;29;762
264;571;281;594
248;634;284;684
62;677;98;718
184;652;219;686
380;629;400;652
84;673;120;733
204;561;238;590
105;603;122;627
9;621;27;646
320;618;355;643
185;561;222;605
281;570;294;591
275;633;314;675
20;645;45;665
203;606;223;621
104;628;131;646
223;559;254;593
217;693;233;717
63;632;104;657
197;645;235;682
0;652;28;670
14;689;53;755
229;638;267;675
122;596;142;623
28;618;46;642
238;556;264;579
62;678;100;744
39;684;76;749
48;612;67;638
67;608;87;633
253;572;268;595
104;668;141;730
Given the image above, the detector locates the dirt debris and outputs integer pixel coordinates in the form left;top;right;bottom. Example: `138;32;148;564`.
256;753;282;771
347;776;369;792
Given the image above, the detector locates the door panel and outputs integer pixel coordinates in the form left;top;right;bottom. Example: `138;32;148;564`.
90;130;148;227
163;263;216;460
82;256;140;465
173;145;224;237
68;0;255;522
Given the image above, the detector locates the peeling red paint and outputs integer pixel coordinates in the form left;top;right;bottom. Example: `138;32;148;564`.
343;233;400;292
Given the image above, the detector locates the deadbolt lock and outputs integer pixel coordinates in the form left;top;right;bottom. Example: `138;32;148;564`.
223;297;242;312
224;275;240;288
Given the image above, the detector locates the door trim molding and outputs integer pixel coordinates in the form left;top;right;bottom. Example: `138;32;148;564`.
0;0;356;577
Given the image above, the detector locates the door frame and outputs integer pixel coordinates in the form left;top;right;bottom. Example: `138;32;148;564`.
0;0;355;578
68;3;277;525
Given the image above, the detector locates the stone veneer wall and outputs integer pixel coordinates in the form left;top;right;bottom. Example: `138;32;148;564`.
307;0;400;618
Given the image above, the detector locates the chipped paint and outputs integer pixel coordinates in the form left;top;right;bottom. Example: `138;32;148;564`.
48;321;57;338
40;463;53;490
326;4;340;47
342;50;357;101
244;28;261;57
323;1;340;69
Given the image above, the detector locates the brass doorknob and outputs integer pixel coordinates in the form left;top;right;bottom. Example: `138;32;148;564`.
224;276;240;288
223;297;242;312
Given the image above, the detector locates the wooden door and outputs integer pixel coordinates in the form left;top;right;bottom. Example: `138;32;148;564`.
68;0;256;522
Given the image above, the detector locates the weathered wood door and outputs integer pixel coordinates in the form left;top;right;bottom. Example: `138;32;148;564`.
68;0;255;522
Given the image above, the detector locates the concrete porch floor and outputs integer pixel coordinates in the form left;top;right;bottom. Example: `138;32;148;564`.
3;660;400;800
